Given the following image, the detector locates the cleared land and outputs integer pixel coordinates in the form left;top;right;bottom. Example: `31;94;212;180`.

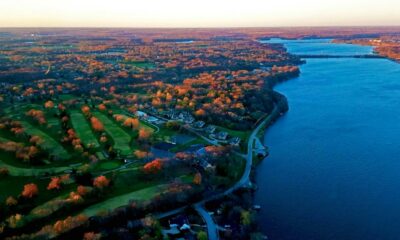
70;110;100;148
21;121;70;160
92;112;132;155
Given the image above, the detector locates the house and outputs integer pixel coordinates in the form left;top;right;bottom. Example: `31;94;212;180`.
216;131;229;140
180;112;195;124
228;137;241;146
193;121;205;129
135;110;147;118
205;125;216;134
147;116;159;123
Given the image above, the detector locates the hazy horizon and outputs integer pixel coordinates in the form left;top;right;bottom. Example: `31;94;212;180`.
1;0;400;28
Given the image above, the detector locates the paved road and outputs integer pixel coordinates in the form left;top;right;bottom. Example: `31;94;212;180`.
194;204;219;240
157;105;279;239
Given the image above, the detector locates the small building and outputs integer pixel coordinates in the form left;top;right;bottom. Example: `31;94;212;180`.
229;137;241;146
205;125;216;134
193;121;205;129
135;110;147;118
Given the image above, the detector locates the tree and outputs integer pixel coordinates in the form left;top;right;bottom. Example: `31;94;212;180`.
193;172;202;185
0;167;9;177
241;210;252;226
81;105;91;115
138;128;152;141
195;108;206;117
98;104;107;111
44;100;54;109
21;183;39;199
93;175;110;189
197;231;208;240
6;196;18;206
123;117;139;129
143;159;162;174
90;117;104;132
84;232;102;240
47;177;62;190
134;150;152;160
77;185;91;196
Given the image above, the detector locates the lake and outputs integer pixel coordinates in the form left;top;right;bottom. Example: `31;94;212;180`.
255;39;400;240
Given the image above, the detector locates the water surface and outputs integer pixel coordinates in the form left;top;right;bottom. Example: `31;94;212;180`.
256;39;400;240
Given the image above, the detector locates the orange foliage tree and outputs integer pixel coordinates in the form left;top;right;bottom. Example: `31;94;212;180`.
143;159;163;174
123;118;139;129
193;173;202;185
90;117;104;132
138;128;152;141
93;175;110;189
134;150;152;159
44;100;54;109
98;104;107;111
81;105;91;115
22;183;39;198
84;232;102;240
47;177;62;190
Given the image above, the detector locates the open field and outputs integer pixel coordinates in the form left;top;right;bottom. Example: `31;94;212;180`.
70;110;100;148
21;121;70;160
83;184;167;217
92;112;133;156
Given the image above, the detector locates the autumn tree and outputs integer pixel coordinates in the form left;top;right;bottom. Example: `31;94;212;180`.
84;232;102;240
81;105;91;115
134;150;152;160
6;196;18;207
90;117;104;132
21;183;39;199
193;172;202;185
77;185;92;197
47;177;62;190
93;175;110;190
143;159;162;174
44;100;54;109
123;117;139;129
138;128;152;142
98;104;107;111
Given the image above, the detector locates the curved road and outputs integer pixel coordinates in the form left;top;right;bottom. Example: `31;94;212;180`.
159;105;280;240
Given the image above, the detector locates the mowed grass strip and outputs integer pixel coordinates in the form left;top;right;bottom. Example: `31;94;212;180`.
82;184;167;217
70;110;100;148
92;112;132;155
21;121;70;160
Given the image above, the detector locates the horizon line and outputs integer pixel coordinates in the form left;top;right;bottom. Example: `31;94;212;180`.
1;25;400;29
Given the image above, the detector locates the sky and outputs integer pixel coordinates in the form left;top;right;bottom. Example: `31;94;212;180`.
0;0;399;28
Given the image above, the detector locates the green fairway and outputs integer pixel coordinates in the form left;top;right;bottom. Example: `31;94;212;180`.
21;121;70;160
0;158;69;176
0;176;70;203
0;137;71;176
82;184;167;217
70;110;100;148
92;112;132;156
98;161;122;171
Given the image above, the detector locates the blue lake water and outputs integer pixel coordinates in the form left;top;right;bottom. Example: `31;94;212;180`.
256;39;400;240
